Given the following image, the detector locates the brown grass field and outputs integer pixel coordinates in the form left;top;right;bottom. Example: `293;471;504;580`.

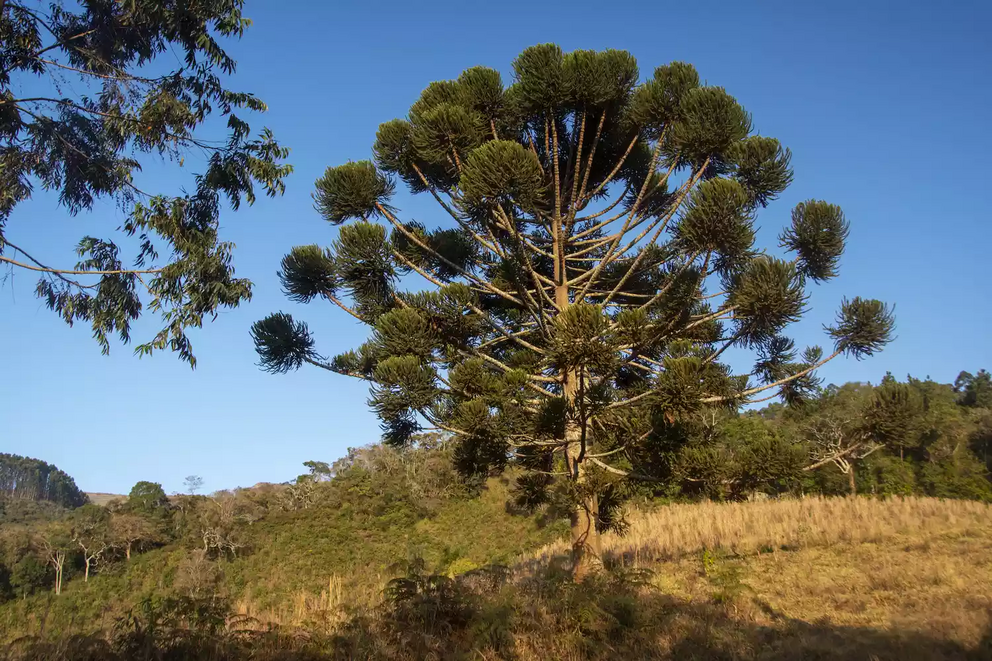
517;496;992;659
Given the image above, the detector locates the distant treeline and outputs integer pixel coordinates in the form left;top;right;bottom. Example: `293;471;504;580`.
0;454;87;509
664;370;992;502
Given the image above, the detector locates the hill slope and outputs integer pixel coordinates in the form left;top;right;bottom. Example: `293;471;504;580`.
2;496;990;660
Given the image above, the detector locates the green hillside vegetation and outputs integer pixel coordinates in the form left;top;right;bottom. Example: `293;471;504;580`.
0;438;567;638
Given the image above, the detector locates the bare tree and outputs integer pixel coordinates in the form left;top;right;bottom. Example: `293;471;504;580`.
36;525;71;595
802;413;881;495
173;549;222;600
183;475;205;495
195;494;249;558
110;513;159;561
70;506;111;582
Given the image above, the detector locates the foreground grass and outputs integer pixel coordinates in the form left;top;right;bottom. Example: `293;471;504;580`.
4;496;991;660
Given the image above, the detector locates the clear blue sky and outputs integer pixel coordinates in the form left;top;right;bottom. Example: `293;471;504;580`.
1;1;989;495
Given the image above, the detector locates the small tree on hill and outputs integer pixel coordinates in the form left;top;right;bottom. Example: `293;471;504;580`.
252;45;894;577
36;523;71;595
110;512;160;561
0;1;291;365
184;475;204;495
70;504;111;582
127;481;168;513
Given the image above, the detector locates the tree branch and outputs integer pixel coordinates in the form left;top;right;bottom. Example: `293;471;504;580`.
703;350;842;404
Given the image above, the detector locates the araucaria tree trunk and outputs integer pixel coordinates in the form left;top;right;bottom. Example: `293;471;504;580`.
253;45;894;578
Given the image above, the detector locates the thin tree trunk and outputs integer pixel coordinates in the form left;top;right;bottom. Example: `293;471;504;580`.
848;465;857;496
84;558;90;582
125;544;131;561
553;182;603;581
566;427;602;580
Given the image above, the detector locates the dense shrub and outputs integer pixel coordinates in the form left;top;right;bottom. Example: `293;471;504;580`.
861;455;917;496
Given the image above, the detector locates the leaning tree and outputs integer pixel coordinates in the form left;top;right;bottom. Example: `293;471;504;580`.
0;0;291;365
252;45;894;577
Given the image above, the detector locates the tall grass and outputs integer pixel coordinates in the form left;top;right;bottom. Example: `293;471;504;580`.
527;495;992;565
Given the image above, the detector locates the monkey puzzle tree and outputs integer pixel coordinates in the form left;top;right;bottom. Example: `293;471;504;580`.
252;45;894;577
0;0;291;365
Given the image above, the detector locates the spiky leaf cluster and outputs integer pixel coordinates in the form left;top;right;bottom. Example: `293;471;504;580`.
780;201;850;282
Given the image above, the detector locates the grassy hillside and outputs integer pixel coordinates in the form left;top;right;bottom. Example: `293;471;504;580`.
3;495;991;660
0;473;566;640
83;494;125;507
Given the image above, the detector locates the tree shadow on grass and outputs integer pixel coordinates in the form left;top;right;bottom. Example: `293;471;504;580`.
3;579;990;661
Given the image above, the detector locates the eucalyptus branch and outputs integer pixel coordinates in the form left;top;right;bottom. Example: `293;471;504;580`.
0;247;163;277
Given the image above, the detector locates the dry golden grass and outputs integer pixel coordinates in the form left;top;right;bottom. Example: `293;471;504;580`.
521;495;992;656
529;495;992;564
233;573;374;631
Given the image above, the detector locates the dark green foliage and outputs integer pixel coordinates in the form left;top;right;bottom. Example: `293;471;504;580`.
674;179;755;270
550;304;616;372
827;297;896;359
460;141;544;209
458;67;507;120
864;382;923;450
0;454;87;508
729;137;794;208
0;1;291;365
512;43;568;113
667;87;751;167
334;221;396;320
629;61;701;135
412;105;486;165
9;555;49;598
278;245;338;303
780;201;850;282
394;224;477;282
314;161;394;224
563;49;639;109
731;429;807;496
920;451;992;502
861;455;917;496
250;313;319;374
127;482;168;513
955;370;992;408
728;258;807;345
